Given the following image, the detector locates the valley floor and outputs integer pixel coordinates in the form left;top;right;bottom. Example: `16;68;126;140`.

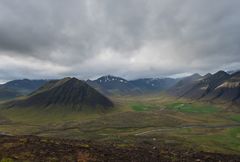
0;94;240;161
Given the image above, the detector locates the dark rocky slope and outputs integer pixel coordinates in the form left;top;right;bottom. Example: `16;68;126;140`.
4;78;113;110
0;135;239;162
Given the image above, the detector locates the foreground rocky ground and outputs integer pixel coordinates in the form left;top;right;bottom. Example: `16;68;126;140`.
0;135;239;162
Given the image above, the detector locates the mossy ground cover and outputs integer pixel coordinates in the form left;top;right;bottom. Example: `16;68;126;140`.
1;135;239;162
165;102;219;114
0;106;109;124
0;158;14;162
186;127;240;153
130;103;159;112
230;114;240;122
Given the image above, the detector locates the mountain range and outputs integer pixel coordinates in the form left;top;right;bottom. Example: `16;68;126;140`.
87;75;141;95
168;71;240;105
0;70;239;108
87;75;178;95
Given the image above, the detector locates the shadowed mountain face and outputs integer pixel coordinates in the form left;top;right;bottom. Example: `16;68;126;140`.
4;78;114;110
168;73;203;97
168;71;240;105
0;79;48;100
210;72;240;103
87;75;178;95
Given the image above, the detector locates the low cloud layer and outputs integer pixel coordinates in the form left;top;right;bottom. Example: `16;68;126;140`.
0;0;240;81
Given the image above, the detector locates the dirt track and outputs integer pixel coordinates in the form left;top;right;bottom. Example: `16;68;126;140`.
135;124;240;136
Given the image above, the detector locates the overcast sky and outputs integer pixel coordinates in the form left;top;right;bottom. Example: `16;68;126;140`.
0;0;239;82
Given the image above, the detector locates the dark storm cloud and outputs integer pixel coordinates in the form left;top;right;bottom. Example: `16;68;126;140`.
0;0;239;81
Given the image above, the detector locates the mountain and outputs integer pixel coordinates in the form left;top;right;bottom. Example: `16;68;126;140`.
209;71;240;104
185;71;230;99
87;75;141;95
197;71;231;100
87;75;179;95
168;73;203;97
129;78;178;92
168;71;240;105
4;78;114;110
0;79;48;100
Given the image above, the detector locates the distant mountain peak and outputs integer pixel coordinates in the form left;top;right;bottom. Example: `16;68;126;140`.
191;73;202;78
96;75;128;83
204;72;211;76
214;70;229;76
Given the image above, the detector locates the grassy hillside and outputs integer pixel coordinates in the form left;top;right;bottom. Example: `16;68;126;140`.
0;94;240;155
